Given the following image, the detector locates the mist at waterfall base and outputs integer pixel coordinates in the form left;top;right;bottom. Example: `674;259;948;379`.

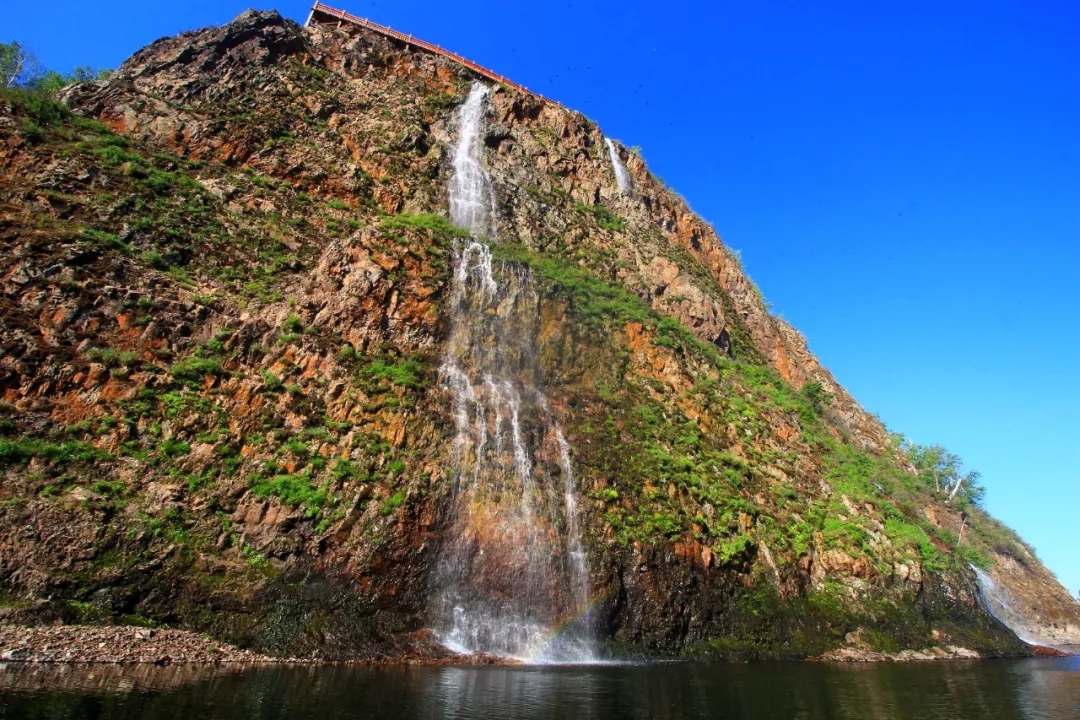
430;82;595;663
5;659;1080;720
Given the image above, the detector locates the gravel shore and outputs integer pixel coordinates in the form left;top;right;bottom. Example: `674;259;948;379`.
0;625;285;664
0;625;516;665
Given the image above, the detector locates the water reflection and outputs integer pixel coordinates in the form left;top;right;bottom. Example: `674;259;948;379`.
1;656;1078;720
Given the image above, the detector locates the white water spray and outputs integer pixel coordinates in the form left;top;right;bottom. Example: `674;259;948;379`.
605;137;632;193
433;83;596;663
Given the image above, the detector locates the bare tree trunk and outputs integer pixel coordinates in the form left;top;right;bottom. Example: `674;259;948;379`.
5;57;23;89
947;477;963;503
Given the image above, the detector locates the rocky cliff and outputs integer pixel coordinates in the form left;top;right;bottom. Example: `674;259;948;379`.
1;9;1077;660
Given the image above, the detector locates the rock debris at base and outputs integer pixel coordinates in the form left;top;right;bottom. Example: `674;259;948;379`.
816;645;982;662
0;624;520;665
0;625;281;664
5;624;1072;665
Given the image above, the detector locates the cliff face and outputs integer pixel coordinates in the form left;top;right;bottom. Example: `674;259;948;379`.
1;10;1076;659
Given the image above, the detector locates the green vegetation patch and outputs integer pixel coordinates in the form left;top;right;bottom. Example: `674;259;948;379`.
356;355;428;392
169;356;227;384
574;203;626;232
0;437;105;465
379;491;405;516
379;213;469;241
250;472;332;519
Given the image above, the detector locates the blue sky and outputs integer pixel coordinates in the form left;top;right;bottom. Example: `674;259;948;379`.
9;0;1079;596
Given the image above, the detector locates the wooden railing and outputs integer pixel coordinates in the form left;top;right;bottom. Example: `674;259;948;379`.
306;2;558;107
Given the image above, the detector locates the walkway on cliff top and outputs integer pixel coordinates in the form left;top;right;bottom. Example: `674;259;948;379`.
306;2;560;107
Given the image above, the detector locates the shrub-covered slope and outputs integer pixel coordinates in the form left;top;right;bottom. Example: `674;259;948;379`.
0;10;1076;658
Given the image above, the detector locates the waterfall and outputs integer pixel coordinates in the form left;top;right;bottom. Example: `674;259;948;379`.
556;426;589;612
605;137;632;193
972;566;1038;645
448;82;496;238
432;82;596;663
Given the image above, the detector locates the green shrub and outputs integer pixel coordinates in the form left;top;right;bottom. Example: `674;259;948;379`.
249;472;330;518
0;437;104;465
261;370;284;392
357;356;427;391
85;347;118;366
331;459;359;481
716;534;753;566
141;250;170;269
186;471;215;493
956;542;991;569
159;438;190;458
242;544;269;568
284;439;308;456
425;92;462;110
379;213;469;240
282;312;304;333
86;347;139;369
82;228;130;254
380;491;405;516
574;203;625;232
0;87;70;124
169;357;226;383
92;479;126;497
92;143;141;166
801;381;833;410
0;86;69;142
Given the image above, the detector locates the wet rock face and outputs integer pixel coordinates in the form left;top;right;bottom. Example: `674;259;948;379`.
976;553;1080;646
0;9;1075;660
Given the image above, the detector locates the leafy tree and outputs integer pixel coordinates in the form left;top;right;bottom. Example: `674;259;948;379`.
1;41;111;93
904;441;985;506
801;381;833;411
0;42;40;88
29;66;112;93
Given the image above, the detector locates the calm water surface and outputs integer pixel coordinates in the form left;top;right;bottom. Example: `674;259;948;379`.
1;656;1078;719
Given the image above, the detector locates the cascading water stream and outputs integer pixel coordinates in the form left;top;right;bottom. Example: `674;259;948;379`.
433;82;596;663
971;566;1038;645
448;83;496;238
605;137;632;193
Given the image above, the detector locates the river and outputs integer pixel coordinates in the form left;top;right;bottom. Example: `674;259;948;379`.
1;656;1078;719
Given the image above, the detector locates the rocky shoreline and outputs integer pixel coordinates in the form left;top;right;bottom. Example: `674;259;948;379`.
815;645;982;662
0;625;284;665
2;624;1074;666
0;625;515;665
815;643;1074;663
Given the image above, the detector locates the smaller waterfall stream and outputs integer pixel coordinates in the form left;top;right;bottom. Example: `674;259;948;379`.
605;137;632;193
972;566;1038;645
433;82;596;663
